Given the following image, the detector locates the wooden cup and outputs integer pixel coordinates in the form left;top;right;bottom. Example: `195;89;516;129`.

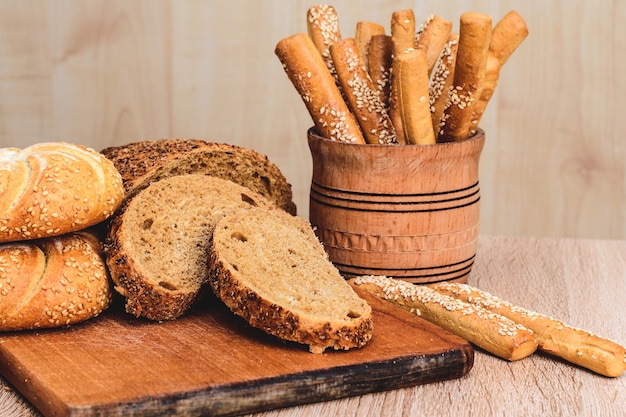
308;128;485;284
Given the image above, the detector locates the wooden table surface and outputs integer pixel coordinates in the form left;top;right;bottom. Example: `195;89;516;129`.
2;235;625;417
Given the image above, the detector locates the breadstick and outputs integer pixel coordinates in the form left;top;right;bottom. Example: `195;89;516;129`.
438;12;492;142
307;5;342;87
431;282;626;377
275;33;365;144
429;33;459;138
330;38;397;144
396;48;435;145
350;276;538;361
355;21;385;73
388;9;416;144
415;14;453;75
367;34;393;107
472;10;529;127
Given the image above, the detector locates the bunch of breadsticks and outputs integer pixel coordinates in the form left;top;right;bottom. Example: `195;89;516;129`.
350;276;626;377
275;5;528;144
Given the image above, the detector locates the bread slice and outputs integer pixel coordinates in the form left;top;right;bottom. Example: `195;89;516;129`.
100;139;297;215
208;206;373;353
104;174;274;321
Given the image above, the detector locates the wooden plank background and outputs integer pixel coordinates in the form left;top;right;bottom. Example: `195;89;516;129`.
1;0;624;239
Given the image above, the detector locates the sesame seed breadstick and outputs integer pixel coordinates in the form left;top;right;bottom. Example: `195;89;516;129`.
275;33;365;144
396;48;436;145
367;34;393;107
431;282;626;377
429;33;459;139
415;14;453;76
438;12;492;142
355;21;385;73
350;275;538;361
307;5;342;88
472;10;529;127
329;38;397;144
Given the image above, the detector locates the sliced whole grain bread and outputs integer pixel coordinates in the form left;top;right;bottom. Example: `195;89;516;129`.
208;206;373;353
101;139;297;215
104;174;275;321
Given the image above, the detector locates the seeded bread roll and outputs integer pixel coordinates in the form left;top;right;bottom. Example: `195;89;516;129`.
355;21;385;73
0;230;112;331
415;14;453;75
209;206;373;354
275;33;365;144
104;174;275;321
429;33;460;137
350;275;538;361
367;34;393;107
0;142;124;243
396;48;436;145
472;10;529;127
307;4;342;87
329;38;397;144
431;282;626;377
100;139;296;215
438;12;492;142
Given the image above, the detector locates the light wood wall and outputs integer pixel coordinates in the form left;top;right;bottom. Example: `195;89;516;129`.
1;0;624;240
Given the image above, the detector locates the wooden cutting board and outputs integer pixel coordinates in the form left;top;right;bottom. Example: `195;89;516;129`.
0;290;473;417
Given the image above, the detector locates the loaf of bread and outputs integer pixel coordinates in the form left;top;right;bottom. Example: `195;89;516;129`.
100;139;296;215
367;34;393;107
431;282;626;377
414;14;453;75
104;174;275;321
0;230;112;331
429;33;459;137
350;275;537;361
355;20;385;73
0;142;124;242
209;206;373;354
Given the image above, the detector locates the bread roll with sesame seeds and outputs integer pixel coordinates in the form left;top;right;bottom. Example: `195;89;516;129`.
355;21;385;73
275;33;365;144
472;10;529;127
0;142;124;243
367;34;393;107
329;38;397;144
415;14;453;75
438;12;492;142
0;230;112;331
350;275;538;361
396;48;436;145
429;33;459;138
431;282;626;377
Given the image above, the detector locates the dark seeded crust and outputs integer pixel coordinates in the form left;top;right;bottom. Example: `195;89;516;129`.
209;252;374;352
101;139;297;215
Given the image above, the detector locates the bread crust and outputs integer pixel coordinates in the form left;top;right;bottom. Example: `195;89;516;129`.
101;139;297;215
275;33;365;144
396;48;436;145
351;276;538;361
438;12;492;142
0;142;124;242
0;230;112;331
306;4;342;88
329;38;397;144
431;282;626;377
